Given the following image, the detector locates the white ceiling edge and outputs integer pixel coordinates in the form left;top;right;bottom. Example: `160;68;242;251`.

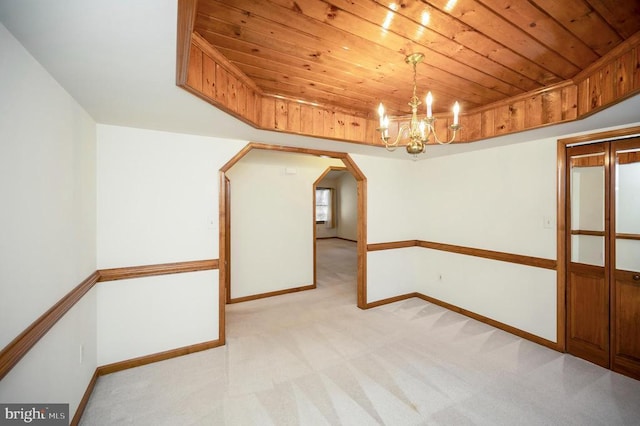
1;0;639;162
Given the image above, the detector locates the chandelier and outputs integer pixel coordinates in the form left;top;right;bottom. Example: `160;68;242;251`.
377;53;461;156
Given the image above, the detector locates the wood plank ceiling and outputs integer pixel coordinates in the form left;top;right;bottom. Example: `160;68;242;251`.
194;0;640;118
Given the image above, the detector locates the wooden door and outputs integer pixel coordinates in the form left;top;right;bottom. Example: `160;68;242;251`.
611;138;640;380
566;144;610;368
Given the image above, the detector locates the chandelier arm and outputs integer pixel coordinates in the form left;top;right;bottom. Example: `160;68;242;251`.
381;123;411;150
426;120;461;145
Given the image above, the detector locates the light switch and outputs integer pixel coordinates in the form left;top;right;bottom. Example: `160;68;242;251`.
543;215;553;229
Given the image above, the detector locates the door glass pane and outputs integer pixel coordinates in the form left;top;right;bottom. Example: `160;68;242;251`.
615;148;640;272
570;153;605;266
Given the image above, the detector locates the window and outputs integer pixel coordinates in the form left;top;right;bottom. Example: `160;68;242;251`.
315;187;332;224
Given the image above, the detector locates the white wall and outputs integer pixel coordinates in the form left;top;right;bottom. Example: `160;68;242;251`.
411;138;559;341
96;125;244;268
367;248;421;301
226;150;343;299
351;155;417;243
96;271;217;365
0;23;97;416
350;155;418;303
416;138;558;258
415;249;557;340
96;124;244;364
336;173;358;241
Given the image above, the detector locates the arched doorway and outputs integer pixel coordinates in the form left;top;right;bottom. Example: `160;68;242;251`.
217;143;367;343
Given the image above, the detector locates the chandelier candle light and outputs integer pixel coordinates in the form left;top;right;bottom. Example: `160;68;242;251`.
377;53;461;156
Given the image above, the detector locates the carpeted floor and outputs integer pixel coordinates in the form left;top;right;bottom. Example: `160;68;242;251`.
80;238;640;425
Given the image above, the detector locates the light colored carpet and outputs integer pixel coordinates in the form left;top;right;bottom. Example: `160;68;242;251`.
81;239;640;425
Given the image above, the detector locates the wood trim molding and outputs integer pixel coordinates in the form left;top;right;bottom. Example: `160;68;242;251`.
0;271;100;381
2;259;221;420
334;237;358;243
96;339;223;376
417;241;557;270
367;239;557;270
220;173;229;343
338;155;368;309
413;293;560;351
367;240;418;251
98;259;218;282
175;0;198;86
364;239;561;349
571;230;605;237
616;233;640;241
363;292;560;351
72;339;224;424
558;125;640;147
220;142;353;174
314;166;348;184
227;284;316;304
1;260;220;382
364;293;417;309
556;138;567;352
70;370;99;426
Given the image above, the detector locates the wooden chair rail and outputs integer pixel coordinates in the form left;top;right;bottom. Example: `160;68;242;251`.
98;259;219;282
368;239;557;270
0;259;220;381
0;272;100;381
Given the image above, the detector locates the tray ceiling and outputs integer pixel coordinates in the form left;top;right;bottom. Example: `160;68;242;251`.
193;0;640;118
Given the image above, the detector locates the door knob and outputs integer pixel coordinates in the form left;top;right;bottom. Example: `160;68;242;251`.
634;274;640;281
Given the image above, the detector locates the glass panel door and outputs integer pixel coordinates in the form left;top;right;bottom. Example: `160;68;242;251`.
570;152;606;266
612;138;640;379
566;144;609;368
